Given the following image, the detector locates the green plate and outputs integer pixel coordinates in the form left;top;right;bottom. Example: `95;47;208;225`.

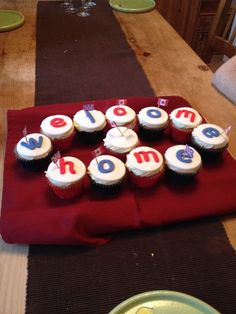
0;10;25;32
109;291;220;314
109;0;156;13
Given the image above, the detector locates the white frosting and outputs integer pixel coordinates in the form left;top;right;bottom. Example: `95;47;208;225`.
170;107;202;129
41;115;74;139
88;155;126;185
165;145;202;174
138;107;169;129
103;127;139;153
105;105;136;126
16;133;52;160
192;123;229;149
73;109;106;132
45;156;86;187
126;146;164;177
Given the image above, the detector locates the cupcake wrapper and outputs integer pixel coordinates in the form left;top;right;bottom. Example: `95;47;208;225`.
191;139;228;162
47;178;84;199
128;169;164;188
90;179;124;195
51;130;76;152
103;147;128;162
138;125;167;141
169;122;192;143
165;167;197;185
75;128;106;144
15;148;52;172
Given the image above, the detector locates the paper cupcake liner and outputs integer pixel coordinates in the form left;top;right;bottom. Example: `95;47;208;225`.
47;178;84;199
103;147;128;162
138;124;167;141
169;122;192;143
50;129;76;152
128;168;164;188
15;148;52;171
75;128;106;144
191;138;228;162
165;167;198;185
90;179;124;195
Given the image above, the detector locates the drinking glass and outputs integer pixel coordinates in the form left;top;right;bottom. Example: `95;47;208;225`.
60;0;71;8
85;0;96;7
65;0;78;13
77;0;90;17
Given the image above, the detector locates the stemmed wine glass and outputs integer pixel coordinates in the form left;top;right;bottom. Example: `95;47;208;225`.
65;0;78;13
77;0;90;17
85;0;96;7
60;0;71;8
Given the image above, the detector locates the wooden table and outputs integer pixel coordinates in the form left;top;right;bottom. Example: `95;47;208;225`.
0;1;236;313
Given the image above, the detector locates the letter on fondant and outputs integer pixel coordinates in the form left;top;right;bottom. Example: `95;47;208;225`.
98;159;115;173
176;149;192;163
133;151;160;164
113;107;127;116
84;110;95;123
20;136;43;150
59;158;76;174
175;109;196;122
50;117;67;128
202;127;220;138
147;108;161;118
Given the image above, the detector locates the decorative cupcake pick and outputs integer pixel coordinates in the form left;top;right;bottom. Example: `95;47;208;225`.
183;144;194;158
222;125;232;135
92;146;104;164
176;145;194;163
110;120;124;136
83;104;94;111
122;120;136;135
157;98;168;108
116;98;127;106
51;150;61;169
83;104;95;123
23;125;28;144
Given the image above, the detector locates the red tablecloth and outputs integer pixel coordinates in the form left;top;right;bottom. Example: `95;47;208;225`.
1;96;236;245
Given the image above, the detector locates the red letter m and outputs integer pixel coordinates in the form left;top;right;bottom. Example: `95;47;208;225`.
175;109;196;122
133;151;159;164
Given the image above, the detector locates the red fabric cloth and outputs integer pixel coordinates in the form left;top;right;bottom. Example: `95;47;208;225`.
1;96;236;245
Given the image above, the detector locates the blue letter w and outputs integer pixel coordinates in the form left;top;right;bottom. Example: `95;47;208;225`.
20;136;43;150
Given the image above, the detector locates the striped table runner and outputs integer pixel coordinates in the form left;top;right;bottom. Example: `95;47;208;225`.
26;1;236;313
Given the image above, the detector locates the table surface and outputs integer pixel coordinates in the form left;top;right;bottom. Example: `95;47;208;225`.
0;1;236;313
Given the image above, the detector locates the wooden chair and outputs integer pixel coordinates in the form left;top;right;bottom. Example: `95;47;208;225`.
202;0;236;64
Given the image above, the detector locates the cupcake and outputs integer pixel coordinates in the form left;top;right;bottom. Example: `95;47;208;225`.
105;104;137;129
45;156;86;199
191;123;229;161
169;107;202;143
164;144;202;184
103;126;139;161
138;106;169;140
73;109;107;143
15;133;52;171
40;114;75;151
126;146;164;188
88;155;126;195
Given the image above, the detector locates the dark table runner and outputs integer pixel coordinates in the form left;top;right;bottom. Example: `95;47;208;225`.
35;0;153;105
26;1;236;313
